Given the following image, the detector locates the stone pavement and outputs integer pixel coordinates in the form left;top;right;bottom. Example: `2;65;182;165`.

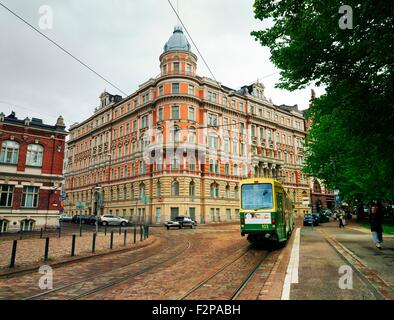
290;220;394;300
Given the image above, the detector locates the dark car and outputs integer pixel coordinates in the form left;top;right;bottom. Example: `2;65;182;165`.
317;212;330;223
174;216;197;229
72;215;95;224
303;214;319;226
165;216;197;230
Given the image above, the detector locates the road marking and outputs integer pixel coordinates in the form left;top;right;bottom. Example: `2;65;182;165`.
281;228;300;300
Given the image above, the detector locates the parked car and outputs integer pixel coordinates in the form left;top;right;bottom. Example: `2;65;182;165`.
318;211;330;223
99;215;128;226
164;217;197;230
59;213;73;222
164;220;182;230
303;213;319;226
72;215;93;224
174;216;197;229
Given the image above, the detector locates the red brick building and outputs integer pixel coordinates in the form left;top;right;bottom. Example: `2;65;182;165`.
0;111;67;232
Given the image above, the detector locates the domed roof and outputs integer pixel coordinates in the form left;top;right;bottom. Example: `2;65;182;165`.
164;26;191;53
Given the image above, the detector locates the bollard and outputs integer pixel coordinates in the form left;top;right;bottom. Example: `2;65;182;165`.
9;240;17;268
146;225;149;239
79;224;82;237
40;228;43;239
92;233;97;253
71;235;76;257
44;237;50;261
104;226;107;236
133;225;137;244
58;226;61;238
140;224;143;242
144;225;147;240
119;225;122;236
110;230;114;249
123;230;127;246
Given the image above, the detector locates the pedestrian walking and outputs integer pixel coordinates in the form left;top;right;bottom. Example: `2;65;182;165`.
338;209;345;228
370;202;384;249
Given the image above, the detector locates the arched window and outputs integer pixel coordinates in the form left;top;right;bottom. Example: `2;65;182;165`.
210;183;219;198
225;185;230;198
224;163;230;175
26;144;43;167
189;181;195;197
0;141;19;164
172;181;180;196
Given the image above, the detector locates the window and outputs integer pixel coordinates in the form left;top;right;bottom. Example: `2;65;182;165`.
172;106;180;119
208;113;218;127
171;126;180;142
189;181;195;197
159;86;164;96
156;208;161;223
0;185;14;207
210;183;219;198
234;186;239;199
225;185;230;198
0;141;19;164
188;84;194;95
172;181;180;196
224;138;229;153
186;63;192;73
226;209;231;221
139;161;146;174
158;108;164;121
172;83;180;94
141;115;149;128
21;186;39;208
188;107;195;121
208;133;218;150
173;62;180;72
223;97;227;106
139;183;146;198
171;156;180;169
224;163;230;175
26;144;44;167
126;123;130;135
188;128;196;143
157;181;161;196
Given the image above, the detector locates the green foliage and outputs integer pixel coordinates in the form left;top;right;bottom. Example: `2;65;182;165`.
252;0;394;203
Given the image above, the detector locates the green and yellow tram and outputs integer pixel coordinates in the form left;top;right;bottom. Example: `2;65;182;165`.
239;178;295;245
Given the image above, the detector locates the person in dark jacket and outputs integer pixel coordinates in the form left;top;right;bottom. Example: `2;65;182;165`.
370;202;384;249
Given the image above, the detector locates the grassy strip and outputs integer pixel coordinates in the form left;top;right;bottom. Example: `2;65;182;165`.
360;222;394;235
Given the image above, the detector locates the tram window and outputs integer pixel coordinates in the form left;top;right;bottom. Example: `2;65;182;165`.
241;184;273;210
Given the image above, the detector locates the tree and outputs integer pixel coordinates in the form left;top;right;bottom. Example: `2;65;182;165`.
252;0;394;203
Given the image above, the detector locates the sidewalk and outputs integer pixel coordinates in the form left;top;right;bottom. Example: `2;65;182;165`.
289;220;394;300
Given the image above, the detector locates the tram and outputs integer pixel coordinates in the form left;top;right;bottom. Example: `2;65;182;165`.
239;178;295;245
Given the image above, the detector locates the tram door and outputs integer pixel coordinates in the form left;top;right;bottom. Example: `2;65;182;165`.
276;193;285;240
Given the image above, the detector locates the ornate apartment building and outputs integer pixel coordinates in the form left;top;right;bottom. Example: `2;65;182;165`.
64;26;311;224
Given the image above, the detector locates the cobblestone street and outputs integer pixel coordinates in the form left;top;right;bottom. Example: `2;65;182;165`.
1;221;393;301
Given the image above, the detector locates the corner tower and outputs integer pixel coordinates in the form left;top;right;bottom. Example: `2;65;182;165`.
159;26;198;76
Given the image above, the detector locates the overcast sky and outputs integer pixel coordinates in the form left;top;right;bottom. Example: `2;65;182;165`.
0;0;325;128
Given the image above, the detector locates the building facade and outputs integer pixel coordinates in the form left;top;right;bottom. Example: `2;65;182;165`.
64;27;311;224
0;112;67;232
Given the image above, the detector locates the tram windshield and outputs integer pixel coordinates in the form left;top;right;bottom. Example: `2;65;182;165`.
241;183;273;210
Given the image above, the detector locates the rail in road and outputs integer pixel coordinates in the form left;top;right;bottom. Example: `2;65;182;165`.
23;237;191;300
178;246;271;300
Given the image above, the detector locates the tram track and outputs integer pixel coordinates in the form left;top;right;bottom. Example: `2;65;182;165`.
178;247;271;300
23;237;192;300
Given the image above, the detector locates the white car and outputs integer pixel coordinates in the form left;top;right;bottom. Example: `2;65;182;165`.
59;213;73;222
100;215;129;226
